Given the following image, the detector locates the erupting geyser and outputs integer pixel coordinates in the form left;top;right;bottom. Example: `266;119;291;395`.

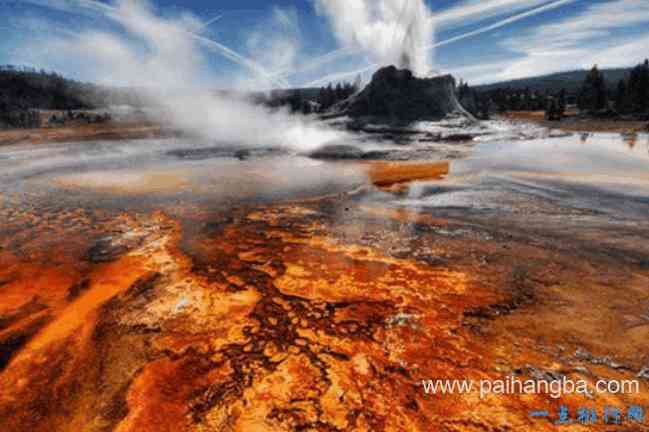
315;0;435;76
315;1;471;122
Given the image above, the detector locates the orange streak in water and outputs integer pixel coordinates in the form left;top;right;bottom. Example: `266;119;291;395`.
26;256;148;352
367;161;450;186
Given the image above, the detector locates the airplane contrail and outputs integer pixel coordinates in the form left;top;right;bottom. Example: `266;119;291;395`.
270;46;358;81
198;14;223;32
423;0;580;50
191;33;289;88
284;0;558;80
432;0;551;30
18;0;289;88
301;0;578;87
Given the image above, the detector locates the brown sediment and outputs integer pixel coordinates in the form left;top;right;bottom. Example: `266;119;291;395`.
0;122;176;146
502;111;649;133
0;166;648;431
54;171;192;195
359;206;451;227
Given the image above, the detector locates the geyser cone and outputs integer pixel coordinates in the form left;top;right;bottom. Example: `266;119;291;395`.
340;66;473;122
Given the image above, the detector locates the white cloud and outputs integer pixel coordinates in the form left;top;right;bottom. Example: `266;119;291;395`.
243;6;302;86
434;0;551;30
15;0;345;152
298;0;578;86
15;0;289;87
465;0;649;83
11;0;649;89
293;0;557;81
425;0;578;50
445;61;510;85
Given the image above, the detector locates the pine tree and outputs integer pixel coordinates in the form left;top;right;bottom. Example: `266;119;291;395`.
578;65;607;112
627;59;649;112
558;89;566;113
317;87;326;110
334;83;344;101
327;84;335;108
614;79;628;113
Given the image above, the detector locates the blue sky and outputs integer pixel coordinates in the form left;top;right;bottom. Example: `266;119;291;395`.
0;0;648;87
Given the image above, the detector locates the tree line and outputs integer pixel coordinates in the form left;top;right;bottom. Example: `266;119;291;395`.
0;65;143;129
260;80;360;115
458;81;568;120
612;60;649;114
571;60;649;117
458;58;649;120
316;81;359;112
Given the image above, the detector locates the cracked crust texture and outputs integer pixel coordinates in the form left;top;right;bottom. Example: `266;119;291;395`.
0;169;648;432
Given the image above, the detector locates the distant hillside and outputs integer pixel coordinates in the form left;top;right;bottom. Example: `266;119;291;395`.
0;66;143;110
475;68;632;94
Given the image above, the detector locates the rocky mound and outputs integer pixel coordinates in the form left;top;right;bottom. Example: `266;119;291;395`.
337;66;472;122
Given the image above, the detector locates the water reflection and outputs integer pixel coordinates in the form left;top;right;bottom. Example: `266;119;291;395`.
0;139;366;206
622;132;638;149
398;132;649;222
1;131;647;219
457;132;649;178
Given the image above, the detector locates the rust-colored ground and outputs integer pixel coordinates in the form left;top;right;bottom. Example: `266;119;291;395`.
0;122;177;146
0;162;648;431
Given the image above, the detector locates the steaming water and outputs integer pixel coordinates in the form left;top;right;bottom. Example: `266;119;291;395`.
1;122;648;259
1;127;647;214
0;138;366;209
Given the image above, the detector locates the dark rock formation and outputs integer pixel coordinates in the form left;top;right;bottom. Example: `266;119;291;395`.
337;66;472;122
308;144;365;160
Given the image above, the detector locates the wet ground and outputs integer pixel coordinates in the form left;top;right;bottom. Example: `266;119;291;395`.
0;123;648;431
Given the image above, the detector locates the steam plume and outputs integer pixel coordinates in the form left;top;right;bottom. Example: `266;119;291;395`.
314;0;435;76
21;0;289;88
302;0;578;87
38;0;341;151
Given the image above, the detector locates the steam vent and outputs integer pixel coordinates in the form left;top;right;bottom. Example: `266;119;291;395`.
343;66;472;121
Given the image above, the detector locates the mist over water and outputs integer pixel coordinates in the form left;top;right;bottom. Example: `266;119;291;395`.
17;0;442;154
42;0;344;152
315;0;435;76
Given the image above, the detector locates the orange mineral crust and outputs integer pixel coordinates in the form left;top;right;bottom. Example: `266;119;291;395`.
367;161;450;189
0;186;648;431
